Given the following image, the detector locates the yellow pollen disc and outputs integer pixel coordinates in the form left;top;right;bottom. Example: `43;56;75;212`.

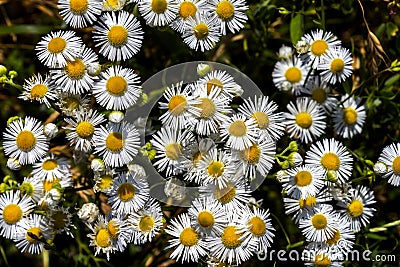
51;210;68;229
347;199;364;217
221;226;242;248
343;107;357;125
207;161;224;177
16;130;36;151
311;40;329;57
311;213;328;230
197;211;214;228
117;183;136;202
179;227;199;246
96;228;111;248
47;37;67;54
151;0;168;14
43;179;58;192
168;95;187;115
2;204;23;225
105;132;124;152
99;175;113;190
165;143;182;160
326;229;341;245
321;152;340;171
330;58;345;73
392;156;400;174
107;25;128;46
196;98;216;118
107;220;119;239
64;97;80;110
215;184;236;204
295;112;312;129
248;216;266;236
299;195;317;209
314;253;331;267
285;67;302;84
206;78;223;94
252;111;269;129
69;0;89;14
216;0;234;20
139;215;155;231
42;159;58;171
294;170;313;187
106;76;127;96
229;120;247;137
65;59;85;80
30;84;48;99
311;88;327;104
26;227;42;243
241;144;261;164
76;121;95;138
194;23;209;40
104;0;119;8
179;1;197;18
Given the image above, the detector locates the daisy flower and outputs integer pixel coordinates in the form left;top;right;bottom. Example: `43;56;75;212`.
332;94;366;139
301;76;338;114
277;44;294;60
14;214;52;254
207;0;248;35
305;138;353;184
107;172;150;215
159;82;201;129
106;213;131;253
93;65;142;111
188;196;227;236
170;0;207;33
93;10;144;62
19;73;57;108
299;204;339;242
284;97;326;144
35;30;83;68
93;168;115;193
19;176;44;203
197;69;240;99
102;0;126;11
0;190;35;239
93;121;141;168
220;113;258;151
378;142;400;186
319;46;353;84
55;91;91;116
50;46;99;94
303;246;344;267
182;12;221;52
336;185;376;232
272;57;310;94
165;213;208;263
238;95;285;142
138;0;179;26
31;154;70;182
58;0;103;28
48;206;76;237
3;116;49;165
87;215;116;260
6;158;21;171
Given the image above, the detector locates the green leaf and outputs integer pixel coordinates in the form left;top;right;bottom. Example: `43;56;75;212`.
0;24;55;35
384;74;400;86
290;13;304;44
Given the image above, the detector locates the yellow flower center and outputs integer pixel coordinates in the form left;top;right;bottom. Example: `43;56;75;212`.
51;210;68;230
30;84;48;99
241;144;261;164
207;161;224;177
285;67;302;84
330;58;345;73
321;152;340;171
42;159;58;171
65;59;86;80
221;226;242;248
216;0;234;20
179;227;199;246
392;156;400;174
294;170;313;187
311;88;327;104
139;215;155;231
196;98;216;118
325;229;341;246
98;174;113;190
47;37;66;54
69;0;88;14
64;97;80;110
298;195;317;209
252;111;269;129
151;0;168;13
295;112;312;129
168;95;187;115
165;143;182;160
311;213;328;229
343;107;357;125
179;1;197;18
314;253;331;267
106;76;127;96
96;228;111;248
107;220;119;239
206;78;223;94
16;130;36;151
215;184;236;204
117;182;136;202
104;0;120;9
76;121;95;138
2;204;23;225
248;216;266;236
228;120;247;137
105;132;124;152
197;211;214;228
43;179;59;192
194;23;209;40
107;25;128;46
311;40;329;57
26;227;42;243
347;199;364;217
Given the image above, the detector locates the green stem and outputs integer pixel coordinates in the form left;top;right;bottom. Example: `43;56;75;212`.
270;212;291;248
320;0;325;30
0;245;10;267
